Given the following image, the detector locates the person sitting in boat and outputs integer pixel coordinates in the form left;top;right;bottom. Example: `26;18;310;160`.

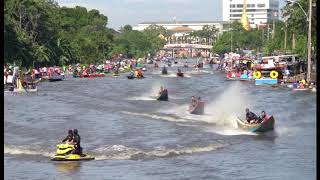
128;71;134;78
240;72;248;79
54;69;61;76
245;108;258;124
159;86;164;95
136;69;143;78
293;81;299;88
299;82;305;89
191;96;197;107
177;68;182;74
227;71;232;78
73;68;79;75
235;71;241;78
299;79;306;85
23;72;34;88
134;69;139;77
299;79;306;89
252;111;267;124
114;68;119;75
62;130;75;145
184;61;188;67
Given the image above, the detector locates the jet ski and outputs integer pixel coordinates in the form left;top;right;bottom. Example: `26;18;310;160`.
51;143;94;161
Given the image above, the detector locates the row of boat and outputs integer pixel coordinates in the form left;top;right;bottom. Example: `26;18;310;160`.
156;87;274;133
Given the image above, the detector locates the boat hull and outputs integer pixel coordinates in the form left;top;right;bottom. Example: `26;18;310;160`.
177;72;184;77
51;154;95;161
13;87;38;93
157;91;168;101
255;78;277;85
236;116;275;133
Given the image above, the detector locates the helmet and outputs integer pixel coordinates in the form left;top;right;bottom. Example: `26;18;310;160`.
68;130;73;135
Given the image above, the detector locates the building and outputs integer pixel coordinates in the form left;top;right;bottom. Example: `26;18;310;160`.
133;21;227;45
133;21;227;35
222;0;279;28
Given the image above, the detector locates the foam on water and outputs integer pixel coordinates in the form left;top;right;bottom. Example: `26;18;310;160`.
92;143;225;160
4;144;54;157
120;111;188;122
4;143;226;161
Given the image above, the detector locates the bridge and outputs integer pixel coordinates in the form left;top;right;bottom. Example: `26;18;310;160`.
163;43;212;50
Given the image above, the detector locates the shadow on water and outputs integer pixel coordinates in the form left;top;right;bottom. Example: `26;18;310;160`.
53;162;82;173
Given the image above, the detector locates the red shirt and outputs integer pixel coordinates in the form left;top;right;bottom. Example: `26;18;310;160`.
227;72;232;78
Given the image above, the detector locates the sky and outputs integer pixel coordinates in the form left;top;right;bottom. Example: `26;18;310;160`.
56;0;286;30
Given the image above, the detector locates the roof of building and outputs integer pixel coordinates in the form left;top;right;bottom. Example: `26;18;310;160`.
169;27;194;32
139;21;227;25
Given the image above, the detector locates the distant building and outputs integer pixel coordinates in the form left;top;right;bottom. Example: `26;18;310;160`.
222;0;279;28
133;21;228;45
133;21;227;35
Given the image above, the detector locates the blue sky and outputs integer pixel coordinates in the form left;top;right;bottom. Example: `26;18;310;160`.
56;0;285;30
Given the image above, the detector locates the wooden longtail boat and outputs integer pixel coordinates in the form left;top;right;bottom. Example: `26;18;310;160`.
236;116;275;133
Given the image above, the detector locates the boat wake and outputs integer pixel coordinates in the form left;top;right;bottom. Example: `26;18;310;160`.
4;144;54;157
4;143;226;161
120;111;189;122
92;143;225;160
127;96;155;101
159;74;179;77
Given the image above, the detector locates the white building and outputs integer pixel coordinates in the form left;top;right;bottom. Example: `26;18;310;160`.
133;21;226;35
222;0;279;28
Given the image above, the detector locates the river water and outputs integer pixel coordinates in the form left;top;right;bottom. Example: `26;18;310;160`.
4;59;316;180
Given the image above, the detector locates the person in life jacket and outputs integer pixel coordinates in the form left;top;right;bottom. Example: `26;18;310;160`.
235;71;241;78
159;86;164;95
23;71;34;88
299;82;305;89
299;79;306;85
227;71;232;78
62;130;75;144
135;69;142;78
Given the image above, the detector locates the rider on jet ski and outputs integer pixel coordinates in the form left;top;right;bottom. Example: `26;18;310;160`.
62;130;74;144
62;129;82;155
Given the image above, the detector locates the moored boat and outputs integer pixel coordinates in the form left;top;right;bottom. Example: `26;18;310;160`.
13;87;38;93
236;116;275;133
293;88;309;91
49;74;64;82
189;101;204;115
81;74;105;78
112;73;119;77
225;77;238;81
